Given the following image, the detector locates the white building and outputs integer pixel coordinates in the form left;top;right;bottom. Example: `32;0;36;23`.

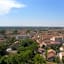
58;43;64;62
16;35;30;40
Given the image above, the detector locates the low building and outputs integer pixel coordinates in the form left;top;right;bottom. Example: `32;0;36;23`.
6;48;17;54
38;48;45;54
50;36;63;42
16;35;31;40
58;43;64;61
50;41;61;45
47;49;56;61
6;41;20;54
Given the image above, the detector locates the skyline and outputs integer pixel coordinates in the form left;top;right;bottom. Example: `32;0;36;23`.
0;0;64;27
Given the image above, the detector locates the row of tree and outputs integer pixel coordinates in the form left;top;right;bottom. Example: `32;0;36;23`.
0;38;46;64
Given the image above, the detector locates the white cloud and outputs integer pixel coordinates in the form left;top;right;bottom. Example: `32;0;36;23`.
0;0;26;15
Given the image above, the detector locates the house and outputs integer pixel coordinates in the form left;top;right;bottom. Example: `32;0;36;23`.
50;41;61;45
16;35;31;40
58;43;64;61
47;49;56;61
38;48;45;54
6;48;17;54
6;41;20;54
39;42;47;48
50;36;63;42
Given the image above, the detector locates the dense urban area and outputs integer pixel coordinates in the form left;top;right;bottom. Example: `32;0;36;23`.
0;27;64;64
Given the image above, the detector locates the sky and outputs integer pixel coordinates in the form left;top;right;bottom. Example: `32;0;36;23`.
0;0;64;27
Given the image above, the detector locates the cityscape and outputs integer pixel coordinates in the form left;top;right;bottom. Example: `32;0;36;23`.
0;0;64;64
0;27;64;64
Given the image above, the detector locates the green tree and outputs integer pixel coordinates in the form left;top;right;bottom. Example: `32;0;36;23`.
18;39;38;53
17;39;38;64
6;37;16;45
33;54;46;64
0;42;8;56
62;57;64;63
50;44;61;53
55;56;60;64
13;30;18;34
0;30;6;35
0;39;39;64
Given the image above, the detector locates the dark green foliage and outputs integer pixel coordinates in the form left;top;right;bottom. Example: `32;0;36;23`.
33;54;46;64
49;44;61;53
0;30;6;35
0;42;8;56
0;39;47;64
54;56;60;63
13;30;18;34
6;37;16;45
18;39;38;53
62;57;64;63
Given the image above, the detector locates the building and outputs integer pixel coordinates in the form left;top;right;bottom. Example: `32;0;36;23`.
50;36;63;42
47;49;56;61
58;43;64;61
16;35;31;40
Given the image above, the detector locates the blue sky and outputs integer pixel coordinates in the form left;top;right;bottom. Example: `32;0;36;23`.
0;0;64;26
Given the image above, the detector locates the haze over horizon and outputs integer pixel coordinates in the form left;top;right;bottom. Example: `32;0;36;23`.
0;0;64;27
